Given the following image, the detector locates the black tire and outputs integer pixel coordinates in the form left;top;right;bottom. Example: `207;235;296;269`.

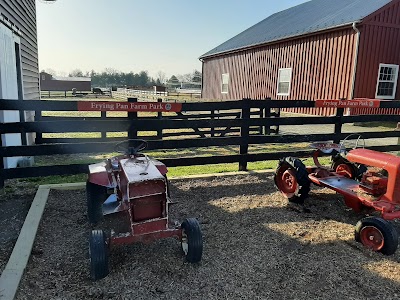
331;155;366;180
86;181;107;224
355;217;399;255
181;218;203;263
274;157;310;204
331;157;357;179
89;230;109;280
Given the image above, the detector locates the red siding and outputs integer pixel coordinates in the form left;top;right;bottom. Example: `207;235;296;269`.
40;73;92;92
202;28;357;116
40;79;91;92
352;0;400;115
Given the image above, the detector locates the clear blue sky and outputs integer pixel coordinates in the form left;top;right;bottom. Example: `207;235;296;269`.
37;0;308;79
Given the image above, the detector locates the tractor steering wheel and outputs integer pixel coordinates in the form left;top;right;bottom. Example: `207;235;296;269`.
115;139;148;155
339;134;365;153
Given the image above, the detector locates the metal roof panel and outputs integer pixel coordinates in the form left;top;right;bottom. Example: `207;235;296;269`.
200;0;392;58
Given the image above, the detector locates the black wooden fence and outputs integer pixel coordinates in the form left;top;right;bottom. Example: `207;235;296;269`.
1;98;400;188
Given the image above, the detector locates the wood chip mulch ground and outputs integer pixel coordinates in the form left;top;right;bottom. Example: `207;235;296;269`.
0;184;36;275
13;173;400;299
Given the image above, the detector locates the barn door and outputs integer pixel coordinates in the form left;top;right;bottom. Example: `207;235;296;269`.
0;23;22;168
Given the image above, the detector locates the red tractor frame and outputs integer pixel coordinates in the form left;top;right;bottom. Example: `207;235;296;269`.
86;139;203;280
274;135;400;255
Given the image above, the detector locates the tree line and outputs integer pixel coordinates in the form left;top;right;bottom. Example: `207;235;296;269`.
43;68;201;89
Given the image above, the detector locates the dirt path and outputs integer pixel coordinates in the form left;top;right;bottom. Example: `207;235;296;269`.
14;173;400;300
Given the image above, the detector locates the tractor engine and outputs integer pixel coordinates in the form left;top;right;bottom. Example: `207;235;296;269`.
359;169;388;196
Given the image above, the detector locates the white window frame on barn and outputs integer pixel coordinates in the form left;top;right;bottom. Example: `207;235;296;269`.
375;63;399;100
221;73;229;94
277;68;292;96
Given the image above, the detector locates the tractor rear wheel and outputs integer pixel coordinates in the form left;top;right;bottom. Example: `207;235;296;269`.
274;158;310;204
355;217;399;255
89;229;109;280
86;181;107;224
331;156;367;180
331;157;356;179
181;218;203;263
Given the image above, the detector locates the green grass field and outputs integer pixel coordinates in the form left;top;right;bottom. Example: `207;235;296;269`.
6;96;339;189
15;155;330;192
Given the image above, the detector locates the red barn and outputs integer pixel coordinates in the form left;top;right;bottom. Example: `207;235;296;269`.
40;72;91;92
200;0;400;115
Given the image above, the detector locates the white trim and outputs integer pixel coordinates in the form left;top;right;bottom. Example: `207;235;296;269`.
277;68;292;96
375;63;399;100
14;36;24;100
221;73;229;94
350;22;360;99
0;23;24;168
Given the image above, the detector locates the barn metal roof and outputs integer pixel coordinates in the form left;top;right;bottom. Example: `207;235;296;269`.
200;0;392;59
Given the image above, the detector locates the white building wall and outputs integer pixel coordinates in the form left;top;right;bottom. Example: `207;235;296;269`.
0;23;22;168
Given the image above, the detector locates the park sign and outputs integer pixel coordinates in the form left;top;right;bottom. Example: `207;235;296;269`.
315;99;382;108
78;101;182;112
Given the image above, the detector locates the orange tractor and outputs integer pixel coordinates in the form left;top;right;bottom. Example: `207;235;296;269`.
274;136;400;255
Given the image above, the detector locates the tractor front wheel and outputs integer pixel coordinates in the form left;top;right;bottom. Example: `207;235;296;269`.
181;218;203;263
274;158;310;204
86;181;107;224
89;229;109;280
355;217;398;255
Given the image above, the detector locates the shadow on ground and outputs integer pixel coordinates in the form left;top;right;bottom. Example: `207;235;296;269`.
14;173;400;300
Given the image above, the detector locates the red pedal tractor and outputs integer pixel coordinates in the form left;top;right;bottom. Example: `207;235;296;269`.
86;139;203;280
274;136;400;255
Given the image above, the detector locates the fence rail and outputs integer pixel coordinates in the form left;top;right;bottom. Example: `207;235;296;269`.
40;90;112;99
112;88;201;101
1;98;400;187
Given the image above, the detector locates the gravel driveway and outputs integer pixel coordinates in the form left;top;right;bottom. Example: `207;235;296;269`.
13;173;400;300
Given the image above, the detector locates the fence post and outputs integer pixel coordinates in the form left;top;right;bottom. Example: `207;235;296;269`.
35;110;43;144
128;98;138;140
334;105;344;144
211;110;215;137
19;109;27;145
101;111;107;140
239;98;250;171
264;98;271;135
157;98;163;139
258;103;264;135
272;107;280;135
0;136;4;188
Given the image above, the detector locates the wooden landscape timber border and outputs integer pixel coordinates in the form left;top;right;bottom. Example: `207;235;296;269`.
1;98;400;188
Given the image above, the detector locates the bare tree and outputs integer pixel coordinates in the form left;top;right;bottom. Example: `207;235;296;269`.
156;71;167;84
69;69;84;77
44;68;57;76
104;68;119;75
176;71;201;83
